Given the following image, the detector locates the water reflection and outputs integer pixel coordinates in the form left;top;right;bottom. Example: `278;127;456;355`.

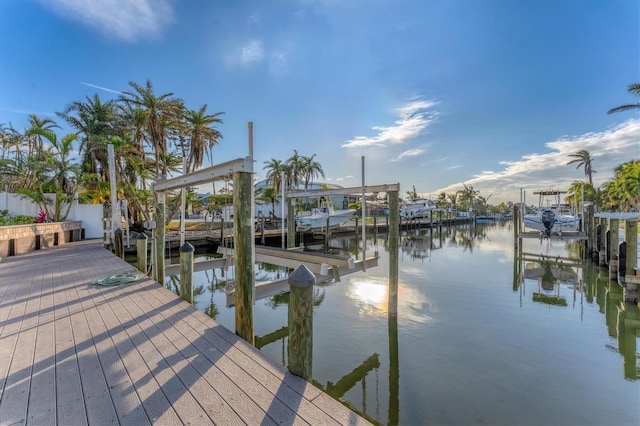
158;222;638;425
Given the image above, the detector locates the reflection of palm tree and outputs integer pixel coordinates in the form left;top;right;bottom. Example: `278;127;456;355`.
607;83;640;114
567;149;595;186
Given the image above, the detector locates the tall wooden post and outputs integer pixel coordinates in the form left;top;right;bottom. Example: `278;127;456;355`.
609;218;620;279
599;218;607;266
136;233;148;275
623;219;638;304
155;192;166;285
113;227;123;259
387;188;400;425
585;204;594;255
388;189;399;316
287;198;295;248
233;170;255;344
288;264;315;380
179;242;194;304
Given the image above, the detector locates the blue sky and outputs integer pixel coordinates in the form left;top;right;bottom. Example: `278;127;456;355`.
1;0;638;204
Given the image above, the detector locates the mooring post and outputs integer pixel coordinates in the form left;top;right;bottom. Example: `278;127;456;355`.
609;218;620;280
136;233;148;275
585;204;594;255
179;242;194;304
388;189;399;316
233;169;255;345
513;204;520;248
287;198;295;249
623;219;638;304
599;218;608;267
288;264;315;380
114;227;123;259
155;192;166;285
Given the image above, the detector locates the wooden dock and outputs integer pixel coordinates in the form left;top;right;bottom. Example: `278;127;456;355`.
0;239;371;425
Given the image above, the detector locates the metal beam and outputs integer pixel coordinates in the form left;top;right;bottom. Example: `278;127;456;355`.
152;157;252;192
286;183;400;198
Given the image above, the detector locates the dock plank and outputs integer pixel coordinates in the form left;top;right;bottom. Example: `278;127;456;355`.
0;239;372;425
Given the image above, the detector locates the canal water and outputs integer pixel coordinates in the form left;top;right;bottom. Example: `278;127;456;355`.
171;221;639;425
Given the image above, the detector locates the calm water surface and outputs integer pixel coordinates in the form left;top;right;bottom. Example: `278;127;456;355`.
171;221;639;425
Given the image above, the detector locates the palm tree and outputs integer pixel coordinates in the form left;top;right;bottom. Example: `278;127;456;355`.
457;184;479;212
405;185;419;202
57;94;119;180
607;83;640;114
285;150;305;189
119;79;184;177
18;128;80;221
182;105;224;173
300;154;325;190
263;158;287;191
567;149;595;186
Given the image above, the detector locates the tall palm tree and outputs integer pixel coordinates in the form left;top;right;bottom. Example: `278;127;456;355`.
405;185;419;202
182;105;224;173
607;83;640;114
57;94;120;180
457;184;479;212
119;79;184;177
300;154;324;190
567;149;595;186
263;158;287;191
285;149;305;189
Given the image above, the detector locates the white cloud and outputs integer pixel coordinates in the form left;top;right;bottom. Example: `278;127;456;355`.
38;0;174;42
342;100;437;148
241;40;265;65
391;148;426;162
435;119;640;203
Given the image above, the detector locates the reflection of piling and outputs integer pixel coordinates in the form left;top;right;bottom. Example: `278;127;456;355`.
288;264;315;380
136;233;148;274
179;242;194;304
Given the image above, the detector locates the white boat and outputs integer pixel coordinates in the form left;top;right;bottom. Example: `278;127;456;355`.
523;190;580;237
400;198;437;219
295;198;355;231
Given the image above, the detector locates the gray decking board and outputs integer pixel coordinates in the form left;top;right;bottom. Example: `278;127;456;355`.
0;240;372;425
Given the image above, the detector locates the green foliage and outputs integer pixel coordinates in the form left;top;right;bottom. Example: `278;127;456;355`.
0;210;35;226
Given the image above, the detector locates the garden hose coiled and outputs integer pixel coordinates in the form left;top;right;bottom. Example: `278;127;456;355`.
93;270;145;286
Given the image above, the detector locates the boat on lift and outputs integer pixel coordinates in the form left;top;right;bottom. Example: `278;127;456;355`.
295;198;356;231
523;190;579;237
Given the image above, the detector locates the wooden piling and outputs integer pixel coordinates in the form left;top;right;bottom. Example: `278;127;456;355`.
136;233;148;275
287;198;295;249
388;189;399;316
623;219;638;304
179;242;194;304
155;192;166;285
233;170;255;345
599;219;607;266
288;264;315;380
609;219;620;279
113;228;123;259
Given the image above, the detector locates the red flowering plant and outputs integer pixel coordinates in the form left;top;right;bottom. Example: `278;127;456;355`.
34;210;49;223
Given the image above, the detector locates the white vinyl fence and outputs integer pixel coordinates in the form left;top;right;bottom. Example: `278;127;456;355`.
0;192;104;239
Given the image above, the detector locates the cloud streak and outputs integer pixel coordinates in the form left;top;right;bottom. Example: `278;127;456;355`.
435;119;640;203
81;82;122;94
342;100;437;148
37;0;174;42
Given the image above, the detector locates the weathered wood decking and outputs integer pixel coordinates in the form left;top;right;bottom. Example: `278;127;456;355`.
0;239;371;425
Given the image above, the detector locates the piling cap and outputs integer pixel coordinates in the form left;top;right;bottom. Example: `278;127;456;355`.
137;233;148;240
289;264;316;288
179;242;194;252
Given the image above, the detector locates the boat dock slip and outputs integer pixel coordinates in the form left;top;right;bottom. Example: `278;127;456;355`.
0;239;371;425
